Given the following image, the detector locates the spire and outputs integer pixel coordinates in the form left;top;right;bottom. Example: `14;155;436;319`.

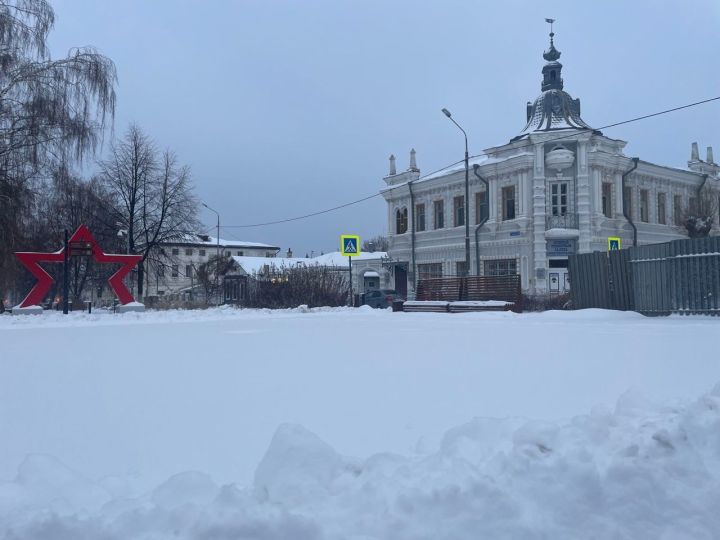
541;18;563;91
543;18;561;62
408;148;418;172
512;20;596;141
691;142;700;161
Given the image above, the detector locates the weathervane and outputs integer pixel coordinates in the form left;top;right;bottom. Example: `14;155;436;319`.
545;17;555;34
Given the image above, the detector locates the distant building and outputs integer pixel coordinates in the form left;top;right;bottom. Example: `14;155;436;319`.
381;27;719;298
146;233;280;298
222;251;390;304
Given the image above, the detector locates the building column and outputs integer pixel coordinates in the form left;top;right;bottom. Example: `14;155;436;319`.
614;172;623;219
532;143;547;293
576;141;591;253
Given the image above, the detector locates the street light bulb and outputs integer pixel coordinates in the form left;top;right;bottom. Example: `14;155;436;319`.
441;108;452;118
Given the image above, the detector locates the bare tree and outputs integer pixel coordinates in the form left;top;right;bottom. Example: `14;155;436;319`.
681;184;718;238
0;0;116;302
362;235;389;253
98;124;199;297
196;254;234;304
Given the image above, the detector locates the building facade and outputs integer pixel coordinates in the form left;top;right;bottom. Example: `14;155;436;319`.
381;29;719;298
145;234;280;298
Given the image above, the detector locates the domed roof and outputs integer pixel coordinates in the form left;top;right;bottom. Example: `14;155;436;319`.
512;27;599;141
519;89;593;134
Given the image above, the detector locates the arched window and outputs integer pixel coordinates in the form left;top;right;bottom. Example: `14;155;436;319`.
550;70;556;81
396;207;408;234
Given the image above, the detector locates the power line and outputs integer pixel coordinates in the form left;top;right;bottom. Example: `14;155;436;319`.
221;95;720;229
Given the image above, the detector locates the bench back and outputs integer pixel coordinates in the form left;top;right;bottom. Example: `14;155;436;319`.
416;274;522;311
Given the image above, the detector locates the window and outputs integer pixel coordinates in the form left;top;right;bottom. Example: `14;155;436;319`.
453;195;465;227
502;186;516;220
237;251;244;256
433;200;444;229
185;265;192;278
171;265;179;278
185;248;193;256
689;197;698;216
475;191;488;224
160;248;166;255
550;182;568;216
657;192;666;224
674;194;683;225
602;183;612;218
395;207;408;234
640;189;649;223
456;261;468;277
485;259;517;276
157;266;165;277
171;248;179;256
623;186;633;219
417;263;443;280
416;203;426;232
199;249;206;256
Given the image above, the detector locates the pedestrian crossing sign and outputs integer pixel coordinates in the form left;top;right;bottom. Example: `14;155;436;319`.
341;235;360;257
608;237;621;251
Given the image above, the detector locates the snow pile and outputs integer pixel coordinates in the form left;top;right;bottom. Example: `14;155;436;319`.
2;385;720;538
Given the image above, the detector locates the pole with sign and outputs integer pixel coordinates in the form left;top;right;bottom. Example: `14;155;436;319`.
340;235;360;306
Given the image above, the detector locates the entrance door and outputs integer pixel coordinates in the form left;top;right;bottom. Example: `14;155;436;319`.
394;265;407;298
548;258;570;293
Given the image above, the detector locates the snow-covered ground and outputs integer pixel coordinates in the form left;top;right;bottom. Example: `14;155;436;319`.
1;306;719;538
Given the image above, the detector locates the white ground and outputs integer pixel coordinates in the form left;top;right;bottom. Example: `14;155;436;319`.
1;307;719;538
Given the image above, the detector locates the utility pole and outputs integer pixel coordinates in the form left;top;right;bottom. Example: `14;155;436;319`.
202;202;221;306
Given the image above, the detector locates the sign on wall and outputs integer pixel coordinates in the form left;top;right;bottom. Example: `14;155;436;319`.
546;239;576;257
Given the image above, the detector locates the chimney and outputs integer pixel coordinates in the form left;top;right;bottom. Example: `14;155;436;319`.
286;248;293;258
707;146;714;164
408;148;419;172
691;142;700;161
388;154;396;175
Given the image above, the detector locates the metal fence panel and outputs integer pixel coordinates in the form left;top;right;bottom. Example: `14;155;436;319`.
568;236;720;315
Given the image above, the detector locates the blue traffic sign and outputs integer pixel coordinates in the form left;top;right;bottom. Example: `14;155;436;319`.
340;235;360;256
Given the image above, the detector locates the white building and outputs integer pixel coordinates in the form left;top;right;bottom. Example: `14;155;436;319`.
381;28;719;298
146;234;280;298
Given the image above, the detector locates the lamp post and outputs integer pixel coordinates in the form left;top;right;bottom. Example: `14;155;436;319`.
442;108;470;277
202;202;221;306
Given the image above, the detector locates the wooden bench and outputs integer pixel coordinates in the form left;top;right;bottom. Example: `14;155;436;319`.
402;275;523;313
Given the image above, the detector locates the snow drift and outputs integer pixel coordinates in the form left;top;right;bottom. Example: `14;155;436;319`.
2;384;720;539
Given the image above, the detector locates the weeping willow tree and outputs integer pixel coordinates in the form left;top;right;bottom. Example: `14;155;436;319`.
0;0;116;305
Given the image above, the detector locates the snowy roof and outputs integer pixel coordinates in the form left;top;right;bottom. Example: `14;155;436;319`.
232;251;387;275
164;233;279;250
414;152;534;183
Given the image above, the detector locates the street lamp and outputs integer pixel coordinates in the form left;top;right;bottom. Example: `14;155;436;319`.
441;108;470;277
201;202;221;306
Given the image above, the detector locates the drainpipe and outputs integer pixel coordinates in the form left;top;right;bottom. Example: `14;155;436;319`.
408;180;417;294
622;157;639;247
697;173;709;197
472;164;489;275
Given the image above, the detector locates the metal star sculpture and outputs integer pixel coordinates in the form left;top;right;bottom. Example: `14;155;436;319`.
15;224;142;308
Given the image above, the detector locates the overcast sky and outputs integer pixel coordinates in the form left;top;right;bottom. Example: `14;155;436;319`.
48;0;720;255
